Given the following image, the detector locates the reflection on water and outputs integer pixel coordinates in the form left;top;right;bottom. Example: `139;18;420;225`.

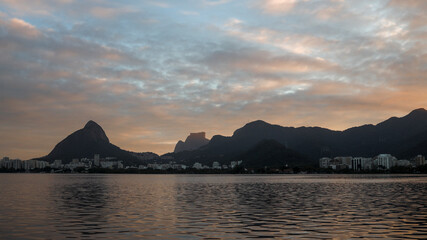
0;174;426;239
50;175;111;237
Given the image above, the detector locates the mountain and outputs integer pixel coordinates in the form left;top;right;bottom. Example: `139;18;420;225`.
235;139;307;168
174;132;209;153
38;120;138;164
171;108;427;166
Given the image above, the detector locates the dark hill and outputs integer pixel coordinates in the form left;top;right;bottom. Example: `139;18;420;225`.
38;120;138;164
235;139;307;168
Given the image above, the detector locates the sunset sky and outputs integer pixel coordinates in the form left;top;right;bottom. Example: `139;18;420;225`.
0;0;426;159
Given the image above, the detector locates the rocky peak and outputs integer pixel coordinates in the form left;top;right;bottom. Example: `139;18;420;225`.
82;120;109;143
174;132;209;153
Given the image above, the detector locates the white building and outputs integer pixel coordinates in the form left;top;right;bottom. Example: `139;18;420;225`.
319;157;331;168
52;159;63;169
23;160;49;170
193;162;202;170
10;159;22;170
374;154;397;170
94;154;100;167
230;160;242;169
138;165;147;170
414;155;426;166
212;161;221;169
397;159;411;167
352;157;372;171
100;161;123;169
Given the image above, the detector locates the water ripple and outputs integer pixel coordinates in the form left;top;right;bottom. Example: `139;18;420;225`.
0;174;426;239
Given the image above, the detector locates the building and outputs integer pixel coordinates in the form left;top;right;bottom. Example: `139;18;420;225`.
1;157;11;169
374;154;397;170
414;155;426;166
52;159;63;169
319;157;331;168
138;165;147;170
147;163;161;170
212;161;221;169
193;162;202;170
118;161;124;169
100;161;123;169
94;154;100;167
352;157;372;171
12;159;22;170
396;159;411;167
335;157;352;169
230;160;242;169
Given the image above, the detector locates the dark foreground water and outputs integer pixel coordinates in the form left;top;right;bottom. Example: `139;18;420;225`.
0;174;426;239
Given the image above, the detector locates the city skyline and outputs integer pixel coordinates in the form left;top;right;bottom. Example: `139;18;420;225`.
1;0;426;159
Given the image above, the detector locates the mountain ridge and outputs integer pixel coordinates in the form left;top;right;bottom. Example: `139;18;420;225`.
170;108;427;166
35;108;427;167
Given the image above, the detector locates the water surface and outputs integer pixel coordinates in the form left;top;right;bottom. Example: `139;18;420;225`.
0;174;426;239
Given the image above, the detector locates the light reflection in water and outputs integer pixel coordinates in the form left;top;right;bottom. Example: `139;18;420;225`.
0;174;426;239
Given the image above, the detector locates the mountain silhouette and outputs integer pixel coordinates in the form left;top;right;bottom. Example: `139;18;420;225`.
38;120;138;163
36;108;427;167
171;108;427;166
174;132;210;153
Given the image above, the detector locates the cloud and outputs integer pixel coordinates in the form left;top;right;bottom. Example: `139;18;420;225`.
223;18;331;55
203;49;338;74
0;0;426;160
203;0;231;6
0;0;75;16
259;0;297;14
2;18;41;38
387;0;427;30
181;11;199;16
90;7;138;19
147;1;170;8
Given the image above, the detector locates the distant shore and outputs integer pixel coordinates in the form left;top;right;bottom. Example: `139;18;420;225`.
2;166;427;174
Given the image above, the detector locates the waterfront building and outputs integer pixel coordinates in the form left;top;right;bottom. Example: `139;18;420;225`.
118;161;124;169
1;157;10;168
52;159;63;169
334;156;352;169
12;159;22;170
319;157;331;168
397;159;411;167
230;160;242;169
414;155;426;166
138;165;147;170
212;161;221;169
374;154;397;170
94;154;100;167
352;157;372;171
193;162;202;170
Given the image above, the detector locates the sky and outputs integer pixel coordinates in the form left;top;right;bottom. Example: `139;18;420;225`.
0;0;426;159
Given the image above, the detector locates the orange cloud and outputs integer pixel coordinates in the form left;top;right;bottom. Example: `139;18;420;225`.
7;18;41;38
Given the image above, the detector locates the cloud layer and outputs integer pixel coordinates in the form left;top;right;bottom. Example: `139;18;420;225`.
0;0;426;159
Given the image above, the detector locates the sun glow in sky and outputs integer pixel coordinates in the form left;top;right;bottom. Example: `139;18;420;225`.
0;0;426;159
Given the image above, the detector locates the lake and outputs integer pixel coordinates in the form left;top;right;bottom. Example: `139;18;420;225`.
0;174;426;239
